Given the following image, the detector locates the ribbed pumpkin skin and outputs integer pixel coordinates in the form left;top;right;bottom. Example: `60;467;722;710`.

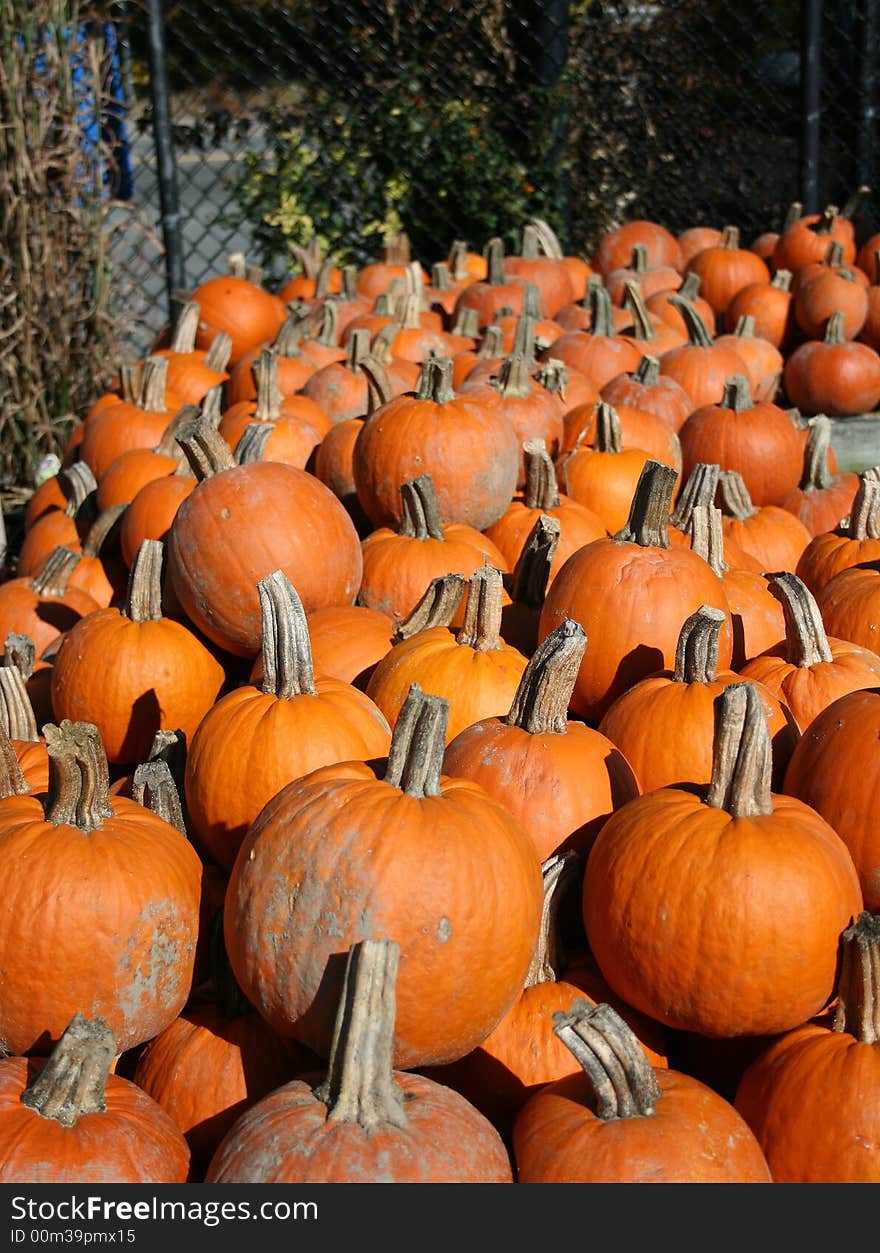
205;1070;514;1183
224;763;543;1069
538;540;734;723
678;400;803;507
797;531;880;596
598;671;797;793
120;477;196;567
583;789;862;1038
485;496;607;587
49;612;226;764
365;627;529;743
0;796;202;1056
721;507;812;575
0;578;101;657
443;718;639;863
783;689;880;911
740;638;880;733
735;1020;880;1182
133;1004;316;1177
358;527;507;624
513;1066;772;1183
0;1059;190;1183
191;276;285;366
184;680;392;871
816;566;880;654
352;392;520;533
166;463;363;656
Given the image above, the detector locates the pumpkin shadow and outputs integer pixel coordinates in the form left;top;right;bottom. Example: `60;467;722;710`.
600;643;665;721
118;687;162;765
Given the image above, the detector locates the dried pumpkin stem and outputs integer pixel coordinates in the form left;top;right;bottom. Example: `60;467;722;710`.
614;461;677;547
139;356;170;412
705;682;773;817
485;237;506;287
149;728;187;794
458;566;504;652
523;441;560;511
399;476;444;540
520;282;542;320
274;314;306;357
848;475;880;539
634;354;661;386
345;328;371;373
132;759;186;836
395;574;466;640
477;325;504;360
44;720;115;832
525;852;582;987
507;618;586;735
20;1013;116;1127
451;306;479;339
60;462;98;518
588;281;615;338
717;470;757;521
493;354;533;399
771;269;793;292
508;514;560;607
124;540;165;623
671;462;721;532
175;416;237;479
0;725;29;798
314;939;407;1131
767;572;833;666
824;311;847;344
553;1000;662;1121
673;606;725;684
360;354;394;412
688;504;728;577
679;272;702;302
204;331;232;373
535;358;567;399
200;385;224;429
800;416;833;491
258;572;316;699
252;350;284;422
31;547;79;597
3;633;35;682
721;375;752;412
833;912;880;1044
430;261;453;292
235;423;274;465
118;360;142;405
622;280;654;341
594;402;623;454
383;684;449;798
154;405;202;458
511;315;537;364
530;218;565;260
0;667;38;742
415;356;455;403
668;294;714;348
82;503;127;559
720;224;740;249
169;301;200;353
783;201;803;231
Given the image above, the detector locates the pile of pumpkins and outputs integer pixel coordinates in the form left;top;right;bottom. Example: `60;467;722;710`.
2;205;880;1184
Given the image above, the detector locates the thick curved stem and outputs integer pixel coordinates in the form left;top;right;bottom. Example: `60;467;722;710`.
493;355;533;399
593;401;623;454
588;281;614;338
458;565;504;652
132;759;186;836
258;571;317;699
345;328;371;373
720;374;752;412
800;416;834;491
204;331;232;373
383;684;448;798
679;272;702;302
398;476;444;540
673;606;725;683
415;356;455;404
634;354;661;386
509;513;560;608
235;423;274;465
252;350;284;422
667;294;714;347
671;462;721;532
552;1000;662;1121
716;470;757;521
506;618;586;734
169;302;200;353
614;461;676;547
767;572;833;666
720;224;740;249
622;280;655;341
523;440;561;511
688;504;728;577
123;539;165;623
176;416;236;479
60;463;98;519
20;1013;116;1127
848;474;880;539
44;720;115;832
154;404;201;458
0;667;39;742
525;851;583;986
360;354;394;412
833;912;880;1044
31;547;79;597
824;311;847;344
395;574;466;640
3;633;35;682
0;723;30;798
705;682;773;817
139;356;170;412
313;939;407;1130
485;237;506;287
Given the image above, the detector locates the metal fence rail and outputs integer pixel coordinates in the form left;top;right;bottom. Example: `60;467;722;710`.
108;0;879;350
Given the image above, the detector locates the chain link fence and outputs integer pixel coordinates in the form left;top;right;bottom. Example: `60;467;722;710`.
110;0;879;352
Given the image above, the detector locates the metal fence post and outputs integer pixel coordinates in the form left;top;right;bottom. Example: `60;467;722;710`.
800;0;822;213
145;0;186;325
858;0;878;205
